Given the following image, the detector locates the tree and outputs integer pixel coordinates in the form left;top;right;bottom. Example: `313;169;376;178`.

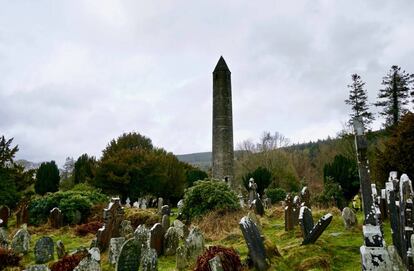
323;154;359;201
35;161;60;195
375;65;414;127
102;132;153;159
185;165;208;188
345;74;374;127
61;157;74;180
372;112;414;185
242;167;272;196
74;154;96;184
0;136;18;168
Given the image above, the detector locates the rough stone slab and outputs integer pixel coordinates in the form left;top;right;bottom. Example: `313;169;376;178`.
176;245;188;271
302;213;332;245
109;237;125;265
360;246;392;271
56;240;66;259
11;226;30;254
34;236;54;263
164;227;180;256
342;207;357;229
185;227;205;262
140;248;158;271
115;238;141;271
239;216;268;271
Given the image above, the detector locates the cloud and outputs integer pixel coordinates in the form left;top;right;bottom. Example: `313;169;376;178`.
1;0;414;166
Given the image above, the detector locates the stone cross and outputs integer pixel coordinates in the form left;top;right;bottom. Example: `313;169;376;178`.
248;178;258;206
96;198;125;251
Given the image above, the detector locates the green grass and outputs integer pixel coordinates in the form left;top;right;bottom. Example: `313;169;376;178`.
5;207;378;270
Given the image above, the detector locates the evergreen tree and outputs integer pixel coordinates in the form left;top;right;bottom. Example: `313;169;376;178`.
375;65;414;127
74;154;96;184
345;74;374;127
35;161;60;195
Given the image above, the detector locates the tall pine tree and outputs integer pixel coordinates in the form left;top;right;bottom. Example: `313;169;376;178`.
35;161;60;195
375;65;413;127
345;74;374;127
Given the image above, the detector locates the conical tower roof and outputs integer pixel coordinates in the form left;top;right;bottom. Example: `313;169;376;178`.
213;56;230;73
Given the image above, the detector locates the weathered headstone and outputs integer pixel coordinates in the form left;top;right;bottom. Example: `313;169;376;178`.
299;206;313;238
150;223;164;255
185;227;205;262
292;195;301;226
248;178;258;206
300;186;311;208
360;246;392;271
49;207;63;229
238;194;245;208
0;227;8;248
96;198;125;251
134;224;150;248
56;240;66;259
342;207;357;229
161;215;170;232
109;237;125;265
247;211;262;234
74;250;101;271
164;227;180;256
160;205;170;216
173;219;187;239
125;198;131;208
11;225;30;254
16;203;29;227
176;245;188;271
120;220;134;239
34;236;54;263
239;216;268;271
27;264;51;271
133;201;139;208
0;206;10;227
140;248;158;271
209;255;224;271
177;199;184;213
252;198;265;216
302;213;333;245
115;238;141;271
284;193;294;231
157;198;163;213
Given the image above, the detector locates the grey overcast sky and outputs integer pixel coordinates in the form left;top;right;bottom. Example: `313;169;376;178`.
1;1;414;166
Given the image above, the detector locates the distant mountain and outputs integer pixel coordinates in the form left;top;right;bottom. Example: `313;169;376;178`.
16;159;42;170
176;152;212;171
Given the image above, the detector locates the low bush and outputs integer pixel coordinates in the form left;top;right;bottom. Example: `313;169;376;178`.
50;252;87;271
124;208;159;228
181;180;240;220
75;221;103;236
265;188;286;203
28;189;108;226
0;248;22;270
194;246;243;271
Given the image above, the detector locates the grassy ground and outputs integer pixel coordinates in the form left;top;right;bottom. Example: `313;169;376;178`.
4;206;380;270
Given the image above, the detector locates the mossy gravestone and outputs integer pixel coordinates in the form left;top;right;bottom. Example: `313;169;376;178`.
12;225;30;254
115;238;142;271
96;198;125;251
34;236;54;263
150;223;164;255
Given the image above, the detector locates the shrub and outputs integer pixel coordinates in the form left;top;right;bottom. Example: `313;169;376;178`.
242;167;272;196
75;221;103;236
194;246;242;271
124;208;159;228
0;248;22;270
50;252;87;271
181;180;240;220
265;188;286;203
28;189;108;226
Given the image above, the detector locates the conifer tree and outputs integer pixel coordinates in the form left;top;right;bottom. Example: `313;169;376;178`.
345;74;374;127
375;65;414;127
35;161;60;195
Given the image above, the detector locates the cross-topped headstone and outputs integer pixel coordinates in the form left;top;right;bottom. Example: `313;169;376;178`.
96;198;125;251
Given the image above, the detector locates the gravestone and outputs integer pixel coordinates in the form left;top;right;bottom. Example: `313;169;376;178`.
157;198;163;213
11;225;30;254
252;198;265;216
284;193;294;231
120;220;134;239
209;255;224;271
56;240;66;259
140;248;158;271
134;225;150;248
150;223;164;255
185;227;205;262
176;245;188;271
238;194;245;208
74;251;101;271
34;236;54;263
109;237;125;265
177;199;184;213
300;187;311;208
292;195;301;226
173;219;187;239
342;207;357;229
49;207;63;229
133;201;139;208
125;198;131;208
115;238;141;271
0;227;8;248
299;206;314;238
96;198;125;251
239;216;268;271
141;199;147;209
302;213;333;245
27;265;51;271
248;178;258;206
360;246;392;271
16;203;29;227
247;211;262;234
0;206;10;227
164;227;180;256
161;205;170;216
161;215;170;232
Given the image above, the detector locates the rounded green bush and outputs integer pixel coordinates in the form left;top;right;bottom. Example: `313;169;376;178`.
181;180;240;220
265;188;286;203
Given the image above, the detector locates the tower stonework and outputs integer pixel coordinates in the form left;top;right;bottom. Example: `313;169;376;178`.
212;56;235;188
